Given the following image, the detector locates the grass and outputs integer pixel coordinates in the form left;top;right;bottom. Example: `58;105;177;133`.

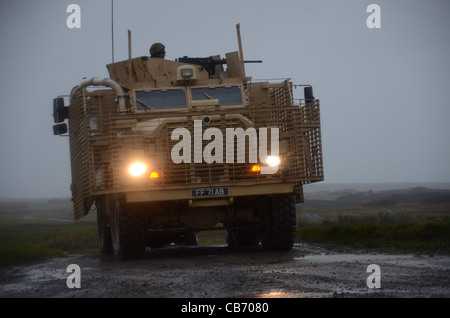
0;220;99;267
296;203;450;255
296;222;450;254
0;200;99;267
0;244;65;268
197;229;227;246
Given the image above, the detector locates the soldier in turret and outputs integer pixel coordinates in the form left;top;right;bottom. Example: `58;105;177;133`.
149;43;165;59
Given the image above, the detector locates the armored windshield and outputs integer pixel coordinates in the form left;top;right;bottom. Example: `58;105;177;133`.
136;89;187;110
191;86;242;106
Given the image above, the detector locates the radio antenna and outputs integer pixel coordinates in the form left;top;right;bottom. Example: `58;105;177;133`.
236;23;245;80
111;0;115;63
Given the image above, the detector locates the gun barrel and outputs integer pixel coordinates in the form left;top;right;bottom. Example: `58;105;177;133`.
243;60;263;63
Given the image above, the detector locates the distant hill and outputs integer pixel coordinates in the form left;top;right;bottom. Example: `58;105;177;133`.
302;184;450;209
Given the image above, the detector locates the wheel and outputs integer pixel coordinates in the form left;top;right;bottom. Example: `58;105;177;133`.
183;231;198;246
95;196;113;254
260;193;296;251
224;229;235;247
109;194;146;259
225;228;259;247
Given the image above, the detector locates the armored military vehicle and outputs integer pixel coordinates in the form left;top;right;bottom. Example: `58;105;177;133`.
52;25;323;259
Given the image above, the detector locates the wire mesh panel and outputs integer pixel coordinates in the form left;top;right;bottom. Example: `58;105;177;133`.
248;81;323;183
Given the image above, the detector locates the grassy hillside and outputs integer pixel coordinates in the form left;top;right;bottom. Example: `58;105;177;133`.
297;186;450;254
0;199;98;267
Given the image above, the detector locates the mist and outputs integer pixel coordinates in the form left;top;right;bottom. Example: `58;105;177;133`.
0;0;449;199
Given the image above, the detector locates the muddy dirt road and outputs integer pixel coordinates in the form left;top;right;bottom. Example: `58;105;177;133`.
1;242;449;298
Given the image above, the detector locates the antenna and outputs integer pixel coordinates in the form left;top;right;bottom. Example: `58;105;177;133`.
111;0;115;63
236;23;245;80
128;30;132;87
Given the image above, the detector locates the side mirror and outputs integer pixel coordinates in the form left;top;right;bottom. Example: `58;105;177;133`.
53;123;68;135
53;97;69;123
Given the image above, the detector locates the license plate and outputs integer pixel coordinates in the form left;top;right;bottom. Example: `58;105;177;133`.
191;187;229;198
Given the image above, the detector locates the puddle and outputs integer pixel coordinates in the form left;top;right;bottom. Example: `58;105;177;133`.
294;253;450;269
295;254;412;263
250;290;330;298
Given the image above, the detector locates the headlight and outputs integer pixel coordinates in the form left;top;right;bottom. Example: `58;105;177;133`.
266;155;280;167
128;162;147;177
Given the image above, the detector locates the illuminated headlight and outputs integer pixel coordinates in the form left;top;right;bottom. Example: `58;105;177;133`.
266;156;280;167
128;162;147;177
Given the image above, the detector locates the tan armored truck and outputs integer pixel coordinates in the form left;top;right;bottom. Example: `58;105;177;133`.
52;26;323;259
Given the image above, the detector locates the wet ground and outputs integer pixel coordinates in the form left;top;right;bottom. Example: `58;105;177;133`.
1;242;449;298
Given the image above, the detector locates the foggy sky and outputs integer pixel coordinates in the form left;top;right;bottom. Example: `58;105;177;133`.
0;0;449;199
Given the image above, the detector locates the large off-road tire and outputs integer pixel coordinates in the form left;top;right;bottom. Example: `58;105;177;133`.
260;193;296;251
95;195;113;254
183;231;199;246
109;194;146;259
225;229;259;247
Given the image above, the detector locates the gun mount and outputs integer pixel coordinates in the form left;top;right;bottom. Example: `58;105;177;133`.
176;56;262;77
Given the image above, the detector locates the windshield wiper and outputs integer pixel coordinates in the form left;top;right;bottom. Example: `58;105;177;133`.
136;99;152;110
203;93;213;100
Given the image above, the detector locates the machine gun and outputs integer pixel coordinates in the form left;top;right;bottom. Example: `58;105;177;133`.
176;56;262;76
